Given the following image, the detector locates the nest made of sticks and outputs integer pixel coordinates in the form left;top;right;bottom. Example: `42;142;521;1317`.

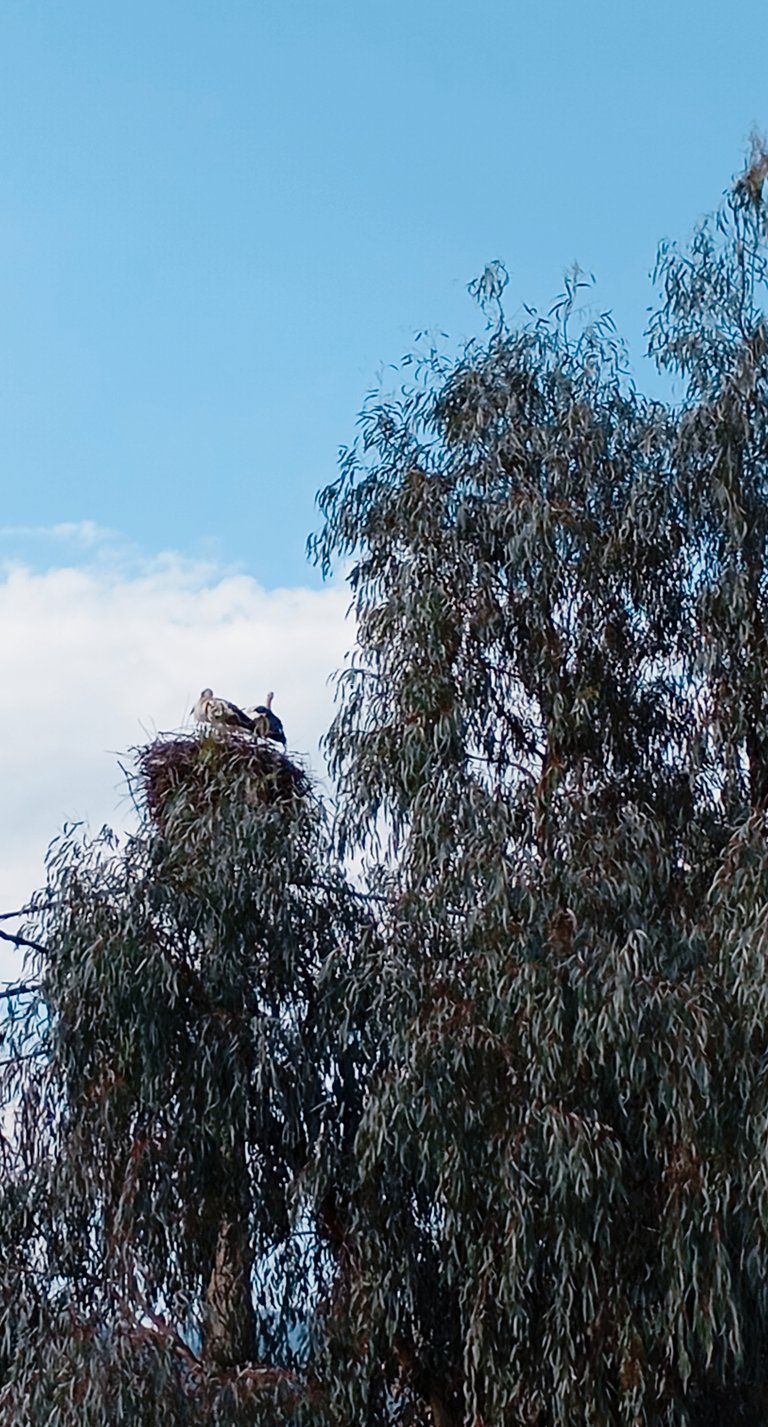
136;731;312;831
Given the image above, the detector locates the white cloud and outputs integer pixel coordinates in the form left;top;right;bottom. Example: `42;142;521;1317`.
0;549;352;977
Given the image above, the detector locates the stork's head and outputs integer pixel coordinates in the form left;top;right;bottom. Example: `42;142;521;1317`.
191;687;214;715
266;691;274;708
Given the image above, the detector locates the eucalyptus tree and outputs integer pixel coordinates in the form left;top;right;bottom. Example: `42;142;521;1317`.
4;152;768;1427
309;146;768;1426
0;737;372;1425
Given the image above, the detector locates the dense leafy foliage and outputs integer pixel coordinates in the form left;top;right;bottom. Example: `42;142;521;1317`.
0;740;371;1424
5;153;768;1424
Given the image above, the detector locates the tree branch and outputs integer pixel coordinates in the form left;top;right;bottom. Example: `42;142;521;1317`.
0;928;46;956
0;981;40;1001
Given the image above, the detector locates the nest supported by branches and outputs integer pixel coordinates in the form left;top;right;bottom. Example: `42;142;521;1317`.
136;731;311;831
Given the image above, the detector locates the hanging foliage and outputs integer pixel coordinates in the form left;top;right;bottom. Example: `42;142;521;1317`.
308;148;768;1427
4;151;768;1424
0;738;372;1425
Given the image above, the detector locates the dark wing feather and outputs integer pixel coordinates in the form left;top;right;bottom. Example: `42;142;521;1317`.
254;705;286;745
225;699;255;731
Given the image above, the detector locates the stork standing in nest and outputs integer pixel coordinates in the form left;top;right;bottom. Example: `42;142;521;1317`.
192;688;255;734
245;692;287;747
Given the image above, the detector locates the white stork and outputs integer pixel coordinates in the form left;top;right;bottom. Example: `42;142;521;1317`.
245;691;286;747
192;688;254;733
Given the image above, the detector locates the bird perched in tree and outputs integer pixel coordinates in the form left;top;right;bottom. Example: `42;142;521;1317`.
192;688;254;733
245;691;286;747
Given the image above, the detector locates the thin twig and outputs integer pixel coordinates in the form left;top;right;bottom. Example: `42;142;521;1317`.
0;982;40;1001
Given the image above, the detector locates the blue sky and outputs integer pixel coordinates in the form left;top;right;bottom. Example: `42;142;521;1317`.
0;0;765;587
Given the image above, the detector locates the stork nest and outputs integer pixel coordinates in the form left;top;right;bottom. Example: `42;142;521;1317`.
136;731;311;831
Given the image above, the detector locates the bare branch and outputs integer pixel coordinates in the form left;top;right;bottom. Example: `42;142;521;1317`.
0;928;46;956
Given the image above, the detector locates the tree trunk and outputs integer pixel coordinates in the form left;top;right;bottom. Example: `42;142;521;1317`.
203;1205;258;1367
428;1389;462;1427
395;1334;463;1427
202;1133;257;1368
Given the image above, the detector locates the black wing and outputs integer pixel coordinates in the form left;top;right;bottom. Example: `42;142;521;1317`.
225;699;255;731
254;705;286;745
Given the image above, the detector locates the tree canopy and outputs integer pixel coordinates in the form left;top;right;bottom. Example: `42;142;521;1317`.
4;150;768;1425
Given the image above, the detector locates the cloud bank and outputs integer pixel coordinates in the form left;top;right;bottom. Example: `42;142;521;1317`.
0;547;352;975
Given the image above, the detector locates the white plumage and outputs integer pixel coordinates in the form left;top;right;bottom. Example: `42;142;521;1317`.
192;688;254;733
